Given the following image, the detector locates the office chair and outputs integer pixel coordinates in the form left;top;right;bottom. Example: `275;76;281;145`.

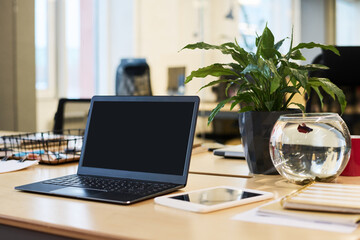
53;98;91;133
115;58;152;96
307;46;360;134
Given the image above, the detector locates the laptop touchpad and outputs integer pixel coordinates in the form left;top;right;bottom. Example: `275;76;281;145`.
51;187;107;198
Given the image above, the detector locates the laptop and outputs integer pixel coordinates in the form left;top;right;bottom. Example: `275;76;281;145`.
15;95;200;205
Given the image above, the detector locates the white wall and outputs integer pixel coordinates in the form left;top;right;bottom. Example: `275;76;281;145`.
37;99;58;131
135;0;239;101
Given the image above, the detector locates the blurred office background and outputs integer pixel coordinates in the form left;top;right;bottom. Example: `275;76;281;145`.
0;0;359;134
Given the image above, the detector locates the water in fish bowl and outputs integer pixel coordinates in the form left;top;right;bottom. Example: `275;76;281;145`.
270;113;351;185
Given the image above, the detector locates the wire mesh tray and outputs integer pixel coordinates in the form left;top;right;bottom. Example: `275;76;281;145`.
0;129;84;165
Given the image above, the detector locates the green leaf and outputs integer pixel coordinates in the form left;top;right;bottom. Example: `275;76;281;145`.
208;97;237;124
198;78;235;92
288;102;305;112
255;35;261;48
311;86;324;110
241;64;260;75
286;62;329;71
182;41;249;67
289;76;297;88
264;59;281;93
311;78;335;99
236;90;258;104
274;38;286;50
230;51;248;67
288;68;308;88
182;42;234;58
228;63;244;73
292;42;340;56
270;77;281;94
262;26;275;49
185;64;239;83
225;81;240;97
258;26;276;59
264;101;275;111
302;64;329;71
261;48;279;59
290;50;306;60
181;42;226;51
287;27;294;59
230;99;241;110
239;105;255;113
309;77;347;113
220;42;238;49
247;52;258;65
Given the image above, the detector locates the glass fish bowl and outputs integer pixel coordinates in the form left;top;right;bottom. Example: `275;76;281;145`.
269;113;351;185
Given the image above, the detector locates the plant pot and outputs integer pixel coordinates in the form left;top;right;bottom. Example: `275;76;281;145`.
239;109;301;175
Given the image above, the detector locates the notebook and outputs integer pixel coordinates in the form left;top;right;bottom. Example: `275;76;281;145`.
257;182;360;227
281;182;360;213
15;95;200;205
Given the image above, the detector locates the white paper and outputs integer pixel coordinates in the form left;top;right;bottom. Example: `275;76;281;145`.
0;160;38;173
232;201;358;233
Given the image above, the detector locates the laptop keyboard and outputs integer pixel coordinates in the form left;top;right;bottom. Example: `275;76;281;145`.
43;175;178;196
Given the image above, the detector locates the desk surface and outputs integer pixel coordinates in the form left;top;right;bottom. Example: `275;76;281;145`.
189;149;251;178
0;162;358;240
1;131;360;239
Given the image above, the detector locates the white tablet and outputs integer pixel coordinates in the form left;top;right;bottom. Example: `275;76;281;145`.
154;186;273;213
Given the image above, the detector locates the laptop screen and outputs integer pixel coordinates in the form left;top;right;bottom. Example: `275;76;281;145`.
81;99;196;176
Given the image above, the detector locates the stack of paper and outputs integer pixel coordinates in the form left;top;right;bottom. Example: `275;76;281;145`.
257;182;360;227
0;160;38;174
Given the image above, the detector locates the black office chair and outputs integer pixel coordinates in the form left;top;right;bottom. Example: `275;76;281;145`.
115;58;152;96
307;46;360;134
53;98;91;133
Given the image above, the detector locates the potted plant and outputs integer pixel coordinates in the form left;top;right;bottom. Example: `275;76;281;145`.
182;25;346;175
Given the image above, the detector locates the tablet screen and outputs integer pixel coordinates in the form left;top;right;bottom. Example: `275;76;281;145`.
170;187;262;206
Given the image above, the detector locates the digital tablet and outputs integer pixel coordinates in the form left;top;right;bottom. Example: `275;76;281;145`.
154;186;273;213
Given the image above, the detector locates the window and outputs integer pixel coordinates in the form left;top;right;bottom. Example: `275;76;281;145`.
35;0;96;99
64;0;81;98
59;0;96;98
336;0;360;45
35;0;56;98
35;0;133;99
238;0;294;52
35;0;48;90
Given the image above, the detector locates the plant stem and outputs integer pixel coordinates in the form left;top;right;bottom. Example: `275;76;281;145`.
285;92;296;108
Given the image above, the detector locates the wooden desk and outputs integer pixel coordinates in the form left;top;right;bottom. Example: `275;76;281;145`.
0;162;359;240
1;131;359;239
189;149;251;178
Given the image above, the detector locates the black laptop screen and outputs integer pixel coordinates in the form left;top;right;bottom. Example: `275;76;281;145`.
81;101;195;176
